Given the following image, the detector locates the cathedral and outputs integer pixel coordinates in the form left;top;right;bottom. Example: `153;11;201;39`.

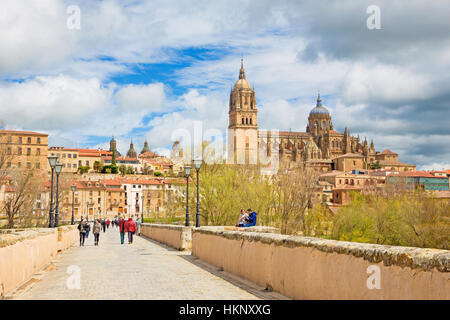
227;60;415;173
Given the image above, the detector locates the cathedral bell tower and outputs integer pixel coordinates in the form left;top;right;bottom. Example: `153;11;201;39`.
227;60;258;164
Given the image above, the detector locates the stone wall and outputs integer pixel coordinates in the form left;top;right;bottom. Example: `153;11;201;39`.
0;226;78;297
140;223;192;251
192;227;450;300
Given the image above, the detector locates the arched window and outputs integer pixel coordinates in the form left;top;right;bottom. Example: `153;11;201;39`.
242;118;244;124
315;120;318;127
246;118;248;124
345;179;348;184
322;121;326;128
250;118;252;125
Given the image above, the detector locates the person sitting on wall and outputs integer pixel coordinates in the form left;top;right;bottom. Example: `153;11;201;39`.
236;209;248;227
242;209;257;227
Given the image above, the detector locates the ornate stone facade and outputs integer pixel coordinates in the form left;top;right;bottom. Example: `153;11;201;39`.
227;61;414;172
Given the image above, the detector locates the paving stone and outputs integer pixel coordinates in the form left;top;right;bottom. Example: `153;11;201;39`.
9;228;259;300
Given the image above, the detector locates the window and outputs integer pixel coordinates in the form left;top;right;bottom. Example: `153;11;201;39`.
18;147;22;155
17;162;21;168
36;148;40;155
322;121;326;128
27;148;31;155
250;118;252;125
73;154;77;158
73;164;77;168
62;154;66;158
27;137;31;143
242;118;244;124
36;162;40;169
37;137;41;144
27;162;31;168
18;137;22;144
68;154;71;158
7;147;11;155
86;161;89;166
7;135;12;143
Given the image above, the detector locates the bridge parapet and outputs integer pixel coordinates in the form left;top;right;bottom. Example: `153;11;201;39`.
0;226;78;297
140;223;192;251
192;227;450;299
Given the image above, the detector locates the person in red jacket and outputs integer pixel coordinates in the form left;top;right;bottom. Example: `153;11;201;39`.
118;217;126;244
124;217;136;244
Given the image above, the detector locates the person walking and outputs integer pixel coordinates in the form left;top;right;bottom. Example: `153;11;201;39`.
85;220;91;239
93;219;101;246
101;219;107;233
135;216;141;236
106;219;110;229
118;216;126;244
124;217;136;244
77;219;87;246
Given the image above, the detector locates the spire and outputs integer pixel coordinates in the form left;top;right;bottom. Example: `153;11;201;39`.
140;136;151;155
316;92;322;107
239;59;246;80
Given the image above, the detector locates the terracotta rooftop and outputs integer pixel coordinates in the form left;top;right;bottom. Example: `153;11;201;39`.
391;171;448;179
380;149;398;155
0;129;48;136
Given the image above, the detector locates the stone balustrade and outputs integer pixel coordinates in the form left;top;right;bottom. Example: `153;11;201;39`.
191;227;450;299
0;225;78;297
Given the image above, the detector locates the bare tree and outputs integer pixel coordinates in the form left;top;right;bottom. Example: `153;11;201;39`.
2;168;44;228
273;162;317;235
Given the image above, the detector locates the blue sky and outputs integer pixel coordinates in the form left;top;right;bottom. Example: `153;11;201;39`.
0;0;449;169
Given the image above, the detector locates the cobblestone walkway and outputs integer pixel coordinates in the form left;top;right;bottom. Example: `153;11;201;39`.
9;227;260;300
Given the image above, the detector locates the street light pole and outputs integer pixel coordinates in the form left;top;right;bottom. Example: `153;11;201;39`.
47;156;57;228
54;163;62;227
141;194;144;224
184;166;192;226
193;160;202;227
71;185;76;225
86;201;89;222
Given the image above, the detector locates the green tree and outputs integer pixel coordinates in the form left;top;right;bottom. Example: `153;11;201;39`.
119;165;127;175
126;166;135;174
93;161;102;172
78;166;90;174
154;171;162;177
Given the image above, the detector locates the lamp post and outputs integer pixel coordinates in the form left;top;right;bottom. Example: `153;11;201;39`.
47;156;58;228
141;194;144;224
184;166;192;226
193;159;202;227
86;201;89;222
54;163;63;227
71;185;76;225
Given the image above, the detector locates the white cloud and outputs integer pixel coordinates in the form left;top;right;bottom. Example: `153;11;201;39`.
116;83;166;112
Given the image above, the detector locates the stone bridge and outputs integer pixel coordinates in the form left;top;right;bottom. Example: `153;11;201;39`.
1;224;449;300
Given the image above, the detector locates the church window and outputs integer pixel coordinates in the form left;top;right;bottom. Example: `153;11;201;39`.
246;118;248;125
322;121;326;128
242;118;244;124
345;179;348;184
250;118;252;125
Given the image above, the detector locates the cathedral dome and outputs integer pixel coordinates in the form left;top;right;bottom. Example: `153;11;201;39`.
234;78;251;90
309;94;329;115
